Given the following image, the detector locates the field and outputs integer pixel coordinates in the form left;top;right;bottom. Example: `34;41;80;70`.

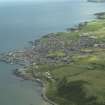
38;19;105;105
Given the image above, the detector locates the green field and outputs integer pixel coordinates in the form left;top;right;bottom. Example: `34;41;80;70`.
29;19;105;105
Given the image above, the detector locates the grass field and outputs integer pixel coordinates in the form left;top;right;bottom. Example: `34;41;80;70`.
30;19;105;105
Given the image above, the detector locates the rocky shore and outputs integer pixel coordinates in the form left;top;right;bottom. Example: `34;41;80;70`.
0;23;97;67
95;12;105;19
13;67;57;105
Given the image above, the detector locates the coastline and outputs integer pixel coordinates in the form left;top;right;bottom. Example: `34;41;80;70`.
1;11;105;105
41;83;57;105
13;68;57;105
6;19;95;105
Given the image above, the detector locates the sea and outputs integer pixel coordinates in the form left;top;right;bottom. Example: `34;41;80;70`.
0;0;105;105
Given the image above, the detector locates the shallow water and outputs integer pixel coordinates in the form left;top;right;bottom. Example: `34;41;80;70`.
0;0;105;105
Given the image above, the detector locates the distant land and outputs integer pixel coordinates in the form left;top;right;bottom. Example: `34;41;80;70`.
88;0;105;2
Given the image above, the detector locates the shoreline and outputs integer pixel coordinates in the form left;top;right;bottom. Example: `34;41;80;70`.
13;68;57;105
8;18;95;105
41;83;58;105
0;11;105;105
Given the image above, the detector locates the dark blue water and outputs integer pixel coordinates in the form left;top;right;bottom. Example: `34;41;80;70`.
0;0;105;105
